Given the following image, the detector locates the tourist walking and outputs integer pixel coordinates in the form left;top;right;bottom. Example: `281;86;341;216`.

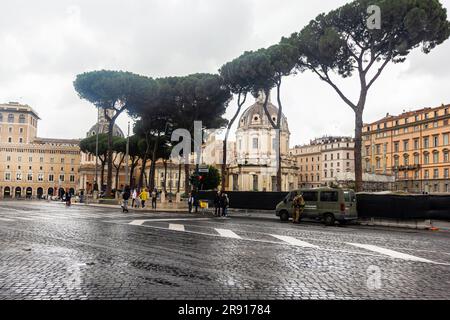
292;193;305;224
122;185;131;213
65;189;72;207
151;188;157;209
131;189;138;208
221;193;229;217
139;188;149;208
214;191;221;216
187;193;195;213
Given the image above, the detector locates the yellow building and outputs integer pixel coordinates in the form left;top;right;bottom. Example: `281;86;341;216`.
0;102;80;199
362;104;450;193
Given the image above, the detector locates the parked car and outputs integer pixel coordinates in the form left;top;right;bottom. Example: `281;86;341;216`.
275;187;358;226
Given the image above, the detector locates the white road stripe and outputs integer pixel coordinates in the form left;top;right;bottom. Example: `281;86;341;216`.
348;243;435;263
215;228;241;239
271;235;319;248
129;220;146;226
13;217;35;221
0;217;14;222
169;224;185;232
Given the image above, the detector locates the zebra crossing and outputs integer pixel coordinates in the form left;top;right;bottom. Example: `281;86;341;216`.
1;203;448;266
117;218;450;266
0;205;166;222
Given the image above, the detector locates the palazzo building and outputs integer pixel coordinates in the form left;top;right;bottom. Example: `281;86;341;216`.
362;104;450;193
0;102;80;199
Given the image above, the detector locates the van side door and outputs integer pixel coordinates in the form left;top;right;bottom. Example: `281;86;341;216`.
301;191;318;218
319;190;339;216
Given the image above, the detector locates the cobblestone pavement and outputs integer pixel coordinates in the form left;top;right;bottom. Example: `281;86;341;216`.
0;200;449;300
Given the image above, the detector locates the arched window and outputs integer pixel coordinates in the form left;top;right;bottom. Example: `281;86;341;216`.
8;114;14;123
0;113;3;122
19;114;26;123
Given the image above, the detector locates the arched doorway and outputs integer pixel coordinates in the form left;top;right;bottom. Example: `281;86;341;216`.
37;187;43;199
15;187;22;198
48;188;54;196
58;188;65;199
26;187;32;199
69;188;75;196
4;187;11;198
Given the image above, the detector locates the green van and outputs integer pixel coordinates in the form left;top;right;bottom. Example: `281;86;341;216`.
275;187;358;226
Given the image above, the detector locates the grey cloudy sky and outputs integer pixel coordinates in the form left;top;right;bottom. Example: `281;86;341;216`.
1;0;449;146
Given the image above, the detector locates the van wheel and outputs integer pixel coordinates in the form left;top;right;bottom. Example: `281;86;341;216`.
323;213;335;226
280;211;289;222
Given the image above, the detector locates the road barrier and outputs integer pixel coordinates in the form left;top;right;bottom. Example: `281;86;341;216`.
197;191;450;220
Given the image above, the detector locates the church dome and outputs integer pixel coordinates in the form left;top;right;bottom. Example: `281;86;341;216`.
87;122;124;138
86;108;124;138
237;94;289;133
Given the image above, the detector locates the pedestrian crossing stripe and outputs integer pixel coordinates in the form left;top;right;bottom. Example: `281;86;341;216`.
215;228;241;239
169;224;185;232
347;243;434;263
271;235;319;248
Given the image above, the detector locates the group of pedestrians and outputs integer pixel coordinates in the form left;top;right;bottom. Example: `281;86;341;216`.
121;186;159;213
213;191;230;217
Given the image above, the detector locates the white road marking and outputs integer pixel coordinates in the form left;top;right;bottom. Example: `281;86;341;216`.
13;217;35;221
169;224;185;232
215;228;242;239
0;217;14;222
129;220;147;226
271;235;319;248
348;243;435;263
128;218;211;226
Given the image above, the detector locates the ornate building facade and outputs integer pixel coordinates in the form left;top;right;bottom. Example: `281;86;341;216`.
362;104;450;193
0;102;80;199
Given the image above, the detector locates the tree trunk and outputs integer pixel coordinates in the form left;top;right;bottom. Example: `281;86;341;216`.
177;163;182;193
100;162;105;191
138;158;148;189
105;120;115;197
184;163;190;194
149;135;160;191
163;160;168;194
130;158;138;188
276;128;282;192
354;109;364;192
222;92;246;192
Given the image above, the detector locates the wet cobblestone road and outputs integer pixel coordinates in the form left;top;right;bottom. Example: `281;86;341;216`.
0;201;449;300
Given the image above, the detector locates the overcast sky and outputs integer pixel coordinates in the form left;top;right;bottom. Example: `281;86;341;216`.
1;0;449;146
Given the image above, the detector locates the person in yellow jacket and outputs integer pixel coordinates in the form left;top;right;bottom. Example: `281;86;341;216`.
292;193;306;224
139;188;149;208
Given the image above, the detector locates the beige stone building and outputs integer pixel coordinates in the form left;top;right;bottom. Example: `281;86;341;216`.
362;103;450;193
290;136;355;188
0;102;80;199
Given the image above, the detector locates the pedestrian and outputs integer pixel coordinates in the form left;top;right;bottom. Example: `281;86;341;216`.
187;193;194;213
214;191;221;216
122;185;131;213
139;188;149;208
194;194;199;213
292;193;305;224
221;193;229;217
131;189;138;208
65;189;72;207
151;188;157;209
